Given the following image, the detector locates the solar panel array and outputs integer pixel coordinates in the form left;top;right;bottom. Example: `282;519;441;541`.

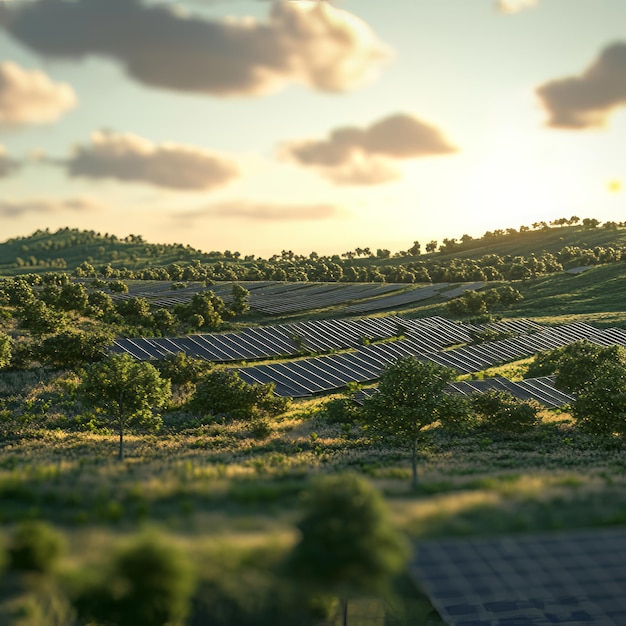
439;281;487;299
421;322;626;375
111;315;413;362
245;282;405;315
236;321;626;397
449;376;574;408
105;280;416;314
344;283;449;313
351;375;574;408
236;317;477;397
412;527;626;625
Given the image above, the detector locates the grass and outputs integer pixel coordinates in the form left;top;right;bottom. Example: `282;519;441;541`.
2;362;626;624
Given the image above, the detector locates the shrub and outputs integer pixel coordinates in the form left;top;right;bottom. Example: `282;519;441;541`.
471;390;540;433
8;521;65;574
76;534;195;626
322;397;360;425
189;370;288;421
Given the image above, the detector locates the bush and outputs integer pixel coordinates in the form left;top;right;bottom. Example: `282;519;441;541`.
76;534;195;626
322;397;360;424
287;474;408;601
471;390;540;433
37;329;113;369
189;370;288;421
8;521;65;574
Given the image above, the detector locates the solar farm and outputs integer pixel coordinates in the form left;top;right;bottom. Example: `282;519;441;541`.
104;279;491;314
112;307;626;406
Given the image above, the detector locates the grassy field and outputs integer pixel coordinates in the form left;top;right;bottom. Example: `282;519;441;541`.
2;223;626;624
3;361;626;618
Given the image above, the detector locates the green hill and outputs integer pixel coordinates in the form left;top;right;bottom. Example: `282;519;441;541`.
0;227;234;275
2;222;625;276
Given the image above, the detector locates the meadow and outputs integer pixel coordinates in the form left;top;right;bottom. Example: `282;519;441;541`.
2;221;626;624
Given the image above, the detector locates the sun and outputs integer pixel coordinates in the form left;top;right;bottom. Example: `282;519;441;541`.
607;179;622;193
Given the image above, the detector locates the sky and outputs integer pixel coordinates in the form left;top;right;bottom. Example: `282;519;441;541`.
0;0;624;257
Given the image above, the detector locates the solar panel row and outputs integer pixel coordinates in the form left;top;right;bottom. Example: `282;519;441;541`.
344;283;449;314
249;283;406;314
356;375;575;408
447;376;575;408
438;281;487;299
111;314;415;362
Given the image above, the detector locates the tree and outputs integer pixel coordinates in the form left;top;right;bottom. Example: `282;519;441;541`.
76;534;195;626
572;361;626;437
56;282;88;312
361;357;457;489
153;351;209;385
78;354;170;460
554;341;626;394
230;284;250;315
153;308;176;333
287;474;408;625
18;299;67;335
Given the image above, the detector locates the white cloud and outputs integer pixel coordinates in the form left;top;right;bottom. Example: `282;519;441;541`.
65;131;241;190
2;0;390;96
0;61;76;127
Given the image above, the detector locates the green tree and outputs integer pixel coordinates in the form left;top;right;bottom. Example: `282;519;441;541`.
153;352;209;386
86;290;117;319
76;534;195;626
230;284;250;316
361;357;457;489
56;283;89;312
108;280;129;293
115;297;153;326
78;354;170;460
18;300;66;335
153;308;177;333
287;474;408;625
572;361;626;436
554;341;626;394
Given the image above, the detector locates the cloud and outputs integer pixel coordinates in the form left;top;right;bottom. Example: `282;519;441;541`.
495;0;539;14
0;61;76;127
0;145;20;177
536;42;626;129
0;0;390;96
63;130;241;190
180;200;340;221
0;197;102;218
281;113;457;185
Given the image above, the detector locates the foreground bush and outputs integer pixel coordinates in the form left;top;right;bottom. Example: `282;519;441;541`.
8;522;64;574
76;534;195;626
288;474;408;622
